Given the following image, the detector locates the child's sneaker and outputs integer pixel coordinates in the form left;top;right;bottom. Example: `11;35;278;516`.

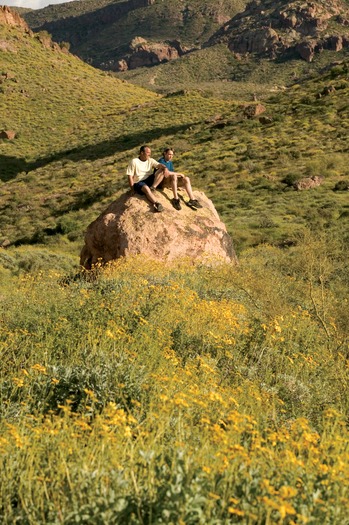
187;199;202;209
171;198;182;210
153;202;164;212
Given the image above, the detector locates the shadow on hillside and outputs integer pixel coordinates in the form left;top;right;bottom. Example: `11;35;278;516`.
0;155;29;182
0;123;194;180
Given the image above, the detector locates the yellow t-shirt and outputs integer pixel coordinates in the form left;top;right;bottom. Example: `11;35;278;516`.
126;157;159;182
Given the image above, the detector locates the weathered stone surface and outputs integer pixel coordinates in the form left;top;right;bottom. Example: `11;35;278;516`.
208;0;349;62
243;103;266;118
110;38;187;71
117;59;129;71
0;238;10;248
0;6;31;32
228;27;279;55
80;189;237;269
296;40;318;62
294;176;323;190
0;130;16;140
325;35;343;51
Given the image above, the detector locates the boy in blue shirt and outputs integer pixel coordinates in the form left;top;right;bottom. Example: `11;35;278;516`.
152;148;203;211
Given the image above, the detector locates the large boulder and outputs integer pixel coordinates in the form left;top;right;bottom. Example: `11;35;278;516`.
80;189;236;269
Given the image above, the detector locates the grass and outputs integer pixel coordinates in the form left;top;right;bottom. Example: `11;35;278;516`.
2;55;349;252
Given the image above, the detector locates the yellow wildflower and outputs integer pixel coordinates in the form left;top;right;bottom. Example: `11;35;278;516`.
31;364;47;374
12;377;25;387
228;507;245;516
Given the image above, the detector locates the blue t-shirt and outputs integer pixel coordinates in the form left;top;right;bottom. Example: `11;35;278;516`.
158;157;174;171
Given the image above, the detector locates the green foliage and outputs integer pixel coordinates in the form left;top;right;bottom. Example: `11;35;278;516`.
1;20;349;256
334;180;349;191
282;172;301;187
0;246;75;275
0;246;348;523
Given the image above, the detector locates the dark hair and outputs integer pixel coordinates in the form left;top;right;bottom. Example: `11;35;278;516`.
139;145;150;153
163;147;174;155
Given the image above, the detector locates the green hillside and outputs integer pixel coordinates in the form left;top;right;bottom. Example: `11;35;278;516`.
1;19;349;258
115;42;349;99
0;23;158;164
0;21;158;252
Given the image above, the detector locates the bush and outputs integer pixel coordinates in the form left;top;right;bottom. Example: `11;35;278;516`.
282;172;301;186
0;226;348;524
333;180;349;191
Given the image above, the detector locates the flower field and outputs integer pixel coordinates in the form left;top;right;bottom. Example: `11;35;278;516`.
1;244;348;524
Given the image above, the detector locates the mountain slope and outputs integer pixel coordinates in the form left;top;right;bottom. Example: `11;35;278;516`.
1;7;349;260
208;0;349;63
0;10;158;167
23;0;247;70
114;0;349;97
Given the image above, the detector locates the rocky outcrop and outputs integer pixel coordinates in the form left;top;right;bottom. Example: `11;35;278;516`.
207;0;349;62
80;189;236;269
296;39;318;62
228;27;280;56
0;130;16;140
0;7;66;54
294;176;324;190
0;6;31;32
243;103;266;118
102;38;187;71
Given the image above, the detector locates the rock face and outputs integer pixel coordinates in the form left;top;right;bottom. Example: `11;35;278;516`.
208;0;349;62
104;38;187;72
80;189;236;269
294;176;323;190
0;7;68;54
0;130;16;140
0;6;31;32
243;103;266;118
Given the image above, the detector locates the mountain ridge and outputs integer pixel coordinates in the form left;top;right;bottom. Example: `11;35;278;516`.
208;0;349;63
23;0;247;70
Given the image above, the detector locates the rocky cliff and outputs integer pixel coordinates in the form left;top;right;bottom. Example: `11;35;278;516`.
0;6;31;32
105;37;188;71
208;0;349;62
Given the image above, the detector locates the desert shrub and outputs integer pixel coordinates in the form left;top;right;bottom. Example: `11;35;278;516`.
282;172;301;186
59;41;71;52
333;180;349;191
